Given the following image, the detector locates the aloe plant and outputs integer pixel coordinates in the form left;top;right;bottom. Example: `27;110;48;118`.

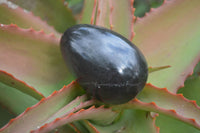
0;0;200;132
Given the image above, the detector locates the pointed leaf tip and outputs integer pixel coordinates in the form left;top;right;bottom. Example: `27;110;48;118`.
148;65;171;73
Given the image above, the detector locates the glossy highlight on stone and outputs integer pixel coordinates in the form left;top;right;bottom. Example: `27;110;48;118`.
60;24;148;104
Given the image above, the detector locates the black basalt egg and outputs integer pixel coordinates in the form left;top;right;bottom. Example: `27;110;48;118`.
60;24;148;104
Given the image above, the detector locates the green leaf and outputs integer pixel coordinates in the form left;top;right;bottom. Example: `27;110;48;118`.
138;84;200;129
66;0;84;14
87;109;158;133
156;114;200;133
80;0;134;40
95;0;110;28
72;121;89;133
44;95;94;124
97;0;135;40
80;0;96;24
116;84;200;129
0;81;85;133
0;70;43;115
0;70;44;101
31;106;118;133
178;62;200;106
0;106;15;128
82;120;99;133
0;81;38;115
0;24;74;96
0;3;60;37
8;0;76;33
56;124;78;133
134;0;150;17
134;0;200;93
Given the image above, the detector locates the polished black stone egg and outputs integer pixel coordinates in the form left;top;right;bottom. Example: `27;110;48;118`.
60;24;148;104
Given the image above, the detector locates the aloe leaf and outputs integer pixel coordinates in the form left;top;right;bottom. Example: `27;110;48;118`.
31;106;118;133
0;24;74;96
0;3;60;37
0;81;85;133
108;0;135;40
72;121;89;133
95;0;110;28
80;0;134;40
86;109;158;133
44;95;94;124
7;0;76;33
138;84;200;129
0;106;15;128
82;120;99;133
133;0;200;92
156;114;200;133
178;62;200;106
52;125;77;133
0;70;43;115
0;81;38;115
57;124;78;133
0;70;44;101
115;84;200;129
80;0;96;24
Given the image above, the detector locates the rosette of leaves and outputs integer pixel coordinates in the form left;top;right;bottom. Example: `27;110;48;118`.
0;0;200;133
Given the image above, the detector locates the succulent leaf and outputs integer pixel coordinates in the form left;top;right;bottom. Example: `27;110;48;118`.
80;0;97;24
86;109;158;133
0;3;61;37
0;80;38;115
156;113;200;133
7;0;76;33
67;123;82;133
80;0;134;40
178;62;200;106
0;0;200;132
0;106;15;128
82;120;100;133
115;84;200;129
0;24;74;97
31;106;118;133
134;0;200;92
0;70;44;101
95;0;110;28
0;81;85;133
44;95;94;124
71;121;89;133
54;124;78;133
107;0;135;40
